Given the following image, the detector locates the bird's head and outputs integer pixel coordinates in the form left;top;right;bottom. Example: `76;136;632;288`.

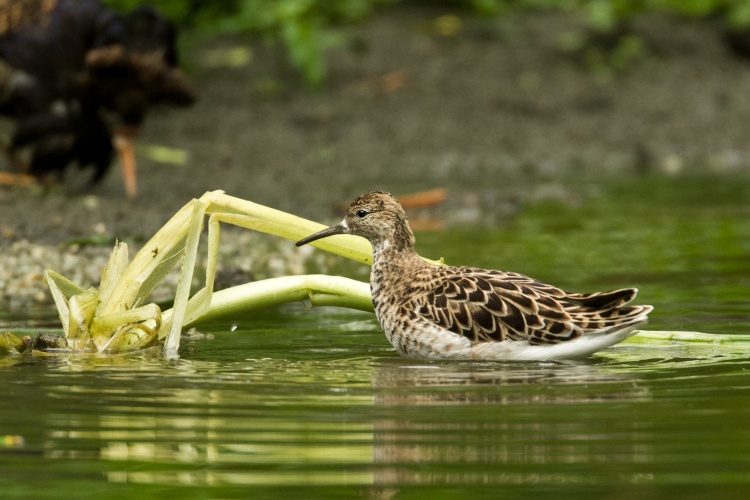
296;191;414;250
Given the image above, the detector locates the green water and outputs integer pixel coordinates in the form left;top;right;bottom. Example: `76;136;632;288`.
1;177;749;499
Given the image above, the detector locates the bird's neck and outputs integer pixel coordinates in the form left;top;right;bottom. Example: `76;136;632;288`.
370;218;420;264
372;236;420;260
370;235;426;287
368;218;426;297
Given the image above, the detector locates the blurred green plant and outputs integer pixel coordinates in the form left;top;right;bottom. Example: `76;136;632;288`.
101;0;750;85
103;0;394;86
581;0;750;74
576;0;750;29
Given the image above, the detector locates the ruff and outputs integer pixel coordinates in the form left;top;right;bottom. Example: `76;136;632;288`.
297;191;653;361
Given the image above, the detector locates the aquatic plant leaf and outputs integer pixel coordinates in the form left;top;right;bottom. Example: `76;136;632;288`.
45;270;74;338
175;275;373;329
99;200;203;316
119;318;162;352
158;286;212;339
163;200;206;354
45;269;85;299
0;333;26;354
624;331;750;345
90;303;162;351
68;288;98;343
97;241;129;316
135;235;186;306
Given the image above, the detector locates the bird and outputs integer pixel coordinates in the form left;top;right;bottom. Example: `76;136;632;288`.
0;0;195;197
296;191;653;361
9;96;113;184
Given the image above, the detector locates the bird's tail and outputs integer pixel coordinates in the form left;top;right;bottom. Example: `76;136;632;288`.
566;287;638;310
565;288;653;336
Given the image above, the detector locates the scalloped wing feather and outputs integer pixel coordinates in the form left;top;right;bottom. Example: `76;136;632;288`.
406;267;649;346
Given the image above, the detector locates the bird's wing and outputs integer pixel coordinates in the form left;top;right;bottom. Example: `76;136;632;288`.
405;267;583;345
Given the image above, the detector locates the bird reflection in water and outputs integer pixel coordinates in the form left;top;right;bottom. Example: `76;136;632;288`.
369;360;652;493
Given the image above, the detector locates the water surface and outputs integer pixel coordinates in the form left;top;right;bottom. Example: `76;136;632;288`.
2;177;749;498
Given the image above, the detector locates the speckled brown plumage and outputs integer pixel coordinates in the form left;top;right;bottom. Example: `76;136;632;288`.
297;191;653;360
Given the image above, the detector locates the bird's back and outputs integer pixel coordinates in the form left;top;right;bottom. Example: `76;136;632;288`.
374;263;652;360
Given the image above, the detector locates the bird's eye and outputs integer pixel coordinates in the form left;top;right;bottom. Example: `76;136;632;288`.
356;209;369;218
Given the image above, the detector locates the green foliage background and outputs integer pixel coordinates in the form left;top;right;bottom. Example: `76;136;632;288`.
101;0;750;85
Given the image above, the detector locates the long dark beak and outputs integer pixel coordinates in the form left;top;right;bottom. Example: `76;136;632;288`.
296;224;346;246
